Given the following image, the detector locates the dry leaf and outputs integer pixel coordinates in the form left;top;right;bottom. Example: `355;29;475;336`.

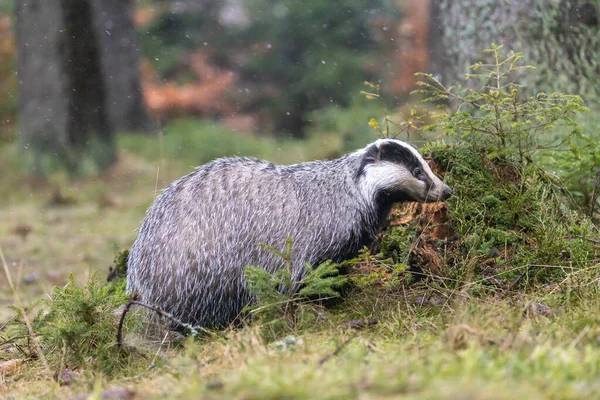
0;359;24;375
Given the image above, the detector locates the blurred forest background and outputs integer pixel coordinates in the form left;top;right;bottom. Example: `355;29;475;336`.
1;0;600;323
2;1;600;398
1;0;599;176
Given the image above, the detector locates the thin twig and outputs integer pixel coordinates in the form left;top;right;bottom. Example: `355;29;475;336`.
0;335;36;348
569;325;591;349
150;331;171;369
0;314;17;332
249;295;338;315
317;334;357;366
154;166;160;200
508;265;537;290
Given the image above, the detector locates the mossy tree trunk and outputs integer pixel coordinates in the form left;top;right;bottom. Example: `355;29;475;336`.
431;0;600;102
90;0;155;133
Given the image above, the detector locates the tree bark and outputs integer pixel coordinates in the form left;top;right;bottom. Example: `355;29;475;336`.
426;0;445;83
16;0;115;175
90;0;155;133
433;0;599;102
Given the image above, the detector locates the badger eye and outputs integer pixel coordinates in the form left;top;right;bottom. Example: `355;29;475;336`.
413;167;422;177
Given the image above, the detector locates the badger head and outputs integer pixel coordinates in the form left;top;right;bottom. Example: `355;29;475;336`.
357;139;453;203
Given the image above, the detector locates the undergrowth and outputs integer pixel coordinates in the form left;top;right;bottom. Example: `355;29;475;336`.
244;45;600;341
355;44;600;297
245;238;347;341
117;119;309;167
428;143;597;285
4;272;142;378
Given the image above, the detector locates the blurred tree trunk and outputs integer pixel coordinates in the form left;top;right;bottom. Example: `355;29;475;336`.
431;0;599;102
91;0;155;133
16;0;153;175
16;0;115;175
391;0;431;94
426;0;444;83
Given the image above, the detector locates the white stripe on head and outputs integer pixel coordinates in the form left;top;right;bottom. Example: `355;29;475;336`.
376;139;446;191
359;163;406;200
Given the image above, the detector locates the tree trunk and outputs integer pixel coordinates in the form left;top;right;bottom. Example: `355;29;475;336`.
90;0;155;133
426;0;445;83
433;0;600;102
16;0;115;176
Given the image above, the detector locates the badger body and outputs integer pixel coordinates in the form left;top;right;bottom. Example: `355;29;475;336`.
127;139;452;328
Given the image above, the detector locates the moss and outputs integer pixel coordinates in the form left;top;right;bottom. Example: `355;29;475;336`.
376;138;600;289
379;226;417;263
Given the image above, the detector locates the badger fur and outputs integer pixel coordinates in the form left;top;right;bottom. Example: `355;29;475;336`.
127;139;452;328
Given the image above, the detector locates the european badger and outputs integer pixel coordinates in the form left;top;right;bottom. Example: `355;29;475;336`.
127;139;452;328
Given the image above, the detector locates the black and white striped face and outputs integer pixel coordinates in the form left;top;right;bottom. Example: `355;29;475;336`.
357;139;453;203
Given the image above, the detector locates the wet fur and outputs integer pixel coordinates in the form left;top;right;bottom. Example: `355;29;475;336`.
127;139;451;328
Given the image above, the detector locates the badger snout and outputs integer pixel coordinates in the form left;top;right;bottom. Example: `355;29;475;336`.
427;183;453;202
440;185;453;200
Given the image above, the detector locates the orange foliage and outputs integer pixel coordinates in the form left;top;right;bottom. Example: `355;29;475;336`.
141;52;237;119
0;16;12;55
133;7;164;28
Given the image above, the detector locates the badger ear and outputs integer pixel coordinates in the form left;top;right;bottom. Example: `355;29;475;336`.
363;144;380;164
356;144;380;179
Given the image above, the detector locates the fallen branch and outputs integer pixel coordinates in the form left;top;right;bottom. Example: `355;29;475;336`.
117;296;200;348
116;295;137;348
338;318;378;330
318;335;357;366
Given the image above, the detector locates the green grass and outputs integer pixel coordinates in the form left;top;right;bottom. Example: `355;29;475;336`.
162;280;600;400
169;291;600;400
9;285;600;399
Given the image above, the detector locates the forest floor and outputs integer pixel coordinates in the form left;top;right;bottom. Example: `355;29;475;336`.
2;121;600;399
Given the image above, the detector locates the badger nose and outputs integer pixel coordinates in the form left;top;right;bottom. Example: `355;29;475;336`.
441;186;453;200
